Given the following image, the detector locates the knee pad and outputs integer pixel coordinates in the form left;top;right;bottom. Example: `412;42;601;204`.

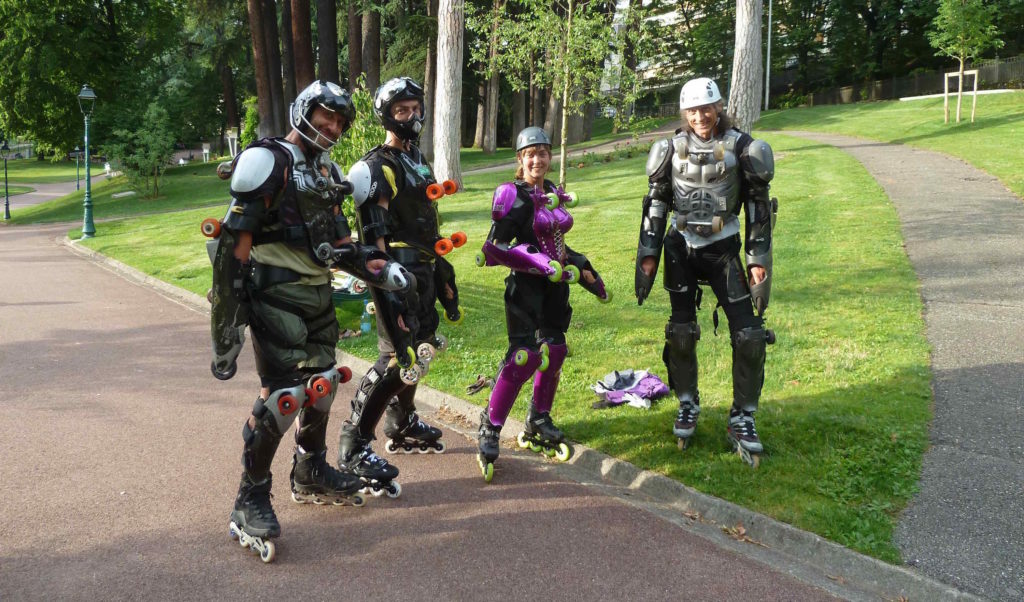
253;383;307;435
304;364;353;413
732;325;767;361
665;321;700;354
663;321;700;402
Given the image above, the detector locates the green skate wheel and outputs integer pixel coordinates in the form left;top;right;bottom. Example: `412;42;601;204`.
555;443;572;462
478;456;494;483
529;442;542;453
563;192;579;208
545;192;560;209
547;260;562;282
564;264;580;283
513;349;530;366
598;289;613;304
475;251;486;267
538;343;550;372
543;447;556;458
516;431;530;448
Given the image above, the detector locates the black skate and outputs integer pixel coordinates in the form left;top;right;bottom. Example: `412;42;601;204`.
290;449;365;507
517;407;573;462
339;439;402;498
385;411;445;454
673;400;701;450
477;410;501;483
228;474;279;563
727;410;763;468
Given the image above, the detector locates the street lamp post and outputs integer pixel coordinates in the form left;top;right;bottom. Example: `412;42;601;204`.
77;85;97;238
1;139;10;221
75;145;81;190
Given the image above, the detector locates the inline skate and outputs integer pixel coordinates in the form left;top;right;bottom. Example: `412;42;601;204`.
228;474;280;563
338;433;402;498
477;410;501;483
726;409;763;468
290;448;365;507
517;406;573;462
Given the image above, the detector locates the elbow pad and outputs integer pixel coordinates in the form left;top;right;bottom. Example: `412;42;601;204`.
222;197;266;233
358;202;391;245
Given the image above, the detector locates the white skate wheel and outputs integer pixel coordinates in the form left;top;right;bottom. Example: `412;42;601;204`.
384;439;398;454
386;481;402;498
260;541;276;563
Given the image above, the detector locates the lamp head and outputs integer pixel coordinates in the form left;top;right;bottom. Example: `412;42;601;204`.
0;139;10;160
77;85;97;116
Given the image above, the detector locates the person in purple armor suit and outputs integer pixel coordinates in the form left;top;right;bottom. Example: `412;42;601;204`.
473;127;610;482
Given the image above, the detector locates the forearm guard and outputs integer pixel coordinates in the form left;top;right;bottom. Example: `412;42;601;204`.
223;197;266;233
745;192;777;315
314;243;413;293
370;286;420;369
334;212;352;241
358;202;391;247
480;240;560;280
635;184;669;305
434;256;462;323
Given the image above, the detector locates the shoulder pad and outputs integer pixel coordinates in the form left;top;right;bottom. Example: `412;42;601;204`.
349;160;374;207
646;139;673;178
741;139;775;185
492;183;520;221
230;147;277;194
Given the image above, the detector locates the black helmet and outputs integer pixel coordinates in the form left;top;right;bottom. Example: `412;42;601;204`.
515;126;551;152
374;77;425;142
289;80;355;152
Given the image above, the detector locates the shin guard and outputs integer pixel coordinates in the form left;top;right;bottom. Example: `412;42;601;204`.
663;321;700;405
531;343;568;413
242;384;306;481
486;348;543;426
732;326;767;413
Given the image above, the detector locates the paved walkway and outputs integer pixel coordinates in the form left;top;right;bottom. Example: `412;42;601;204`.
784;131;1024;602
5;173;106;212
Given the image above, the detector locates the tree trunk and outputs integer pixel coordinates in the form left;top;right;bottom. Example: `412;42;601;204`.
421;0;438;160
218;61;240;129
474;82;486;148
246;0;274;137
281;0;297;102
557;0;574;187
727;0;763;133
530;65;544;127
316;0;339;83
543;85;561;140
956;58;964;124
482;0;503;154
262;0;287;134
347;1;362;88
582;100;595;141
291;0;315;88
433;0;464;187
361;4;381;92
512;88;526;142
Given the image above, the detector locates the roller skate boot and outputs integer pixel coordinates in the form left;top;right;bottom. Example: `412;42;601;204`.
290;448;365;507
517;406;573;462
339;435;402;498
385;411;445;454
673;398;701;450
727;409;763;468
477;410;501;483
228;474;280;563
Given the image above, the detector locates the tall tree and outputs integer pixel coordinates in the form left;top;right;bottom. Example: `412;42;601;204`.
316;0;340;83
262;0;287;133
929;0;1003;123
434;0;464;186
362;2;381;91
474;82;486;148
728;0;762;132
421;0;439;160
281;0;297;101
246;0;276;137
347;1;363;88
482;0;505;153
291;0;316;88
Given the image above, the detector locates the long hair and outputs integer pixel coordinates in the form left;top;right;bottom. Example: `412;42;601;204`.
679;101;735;136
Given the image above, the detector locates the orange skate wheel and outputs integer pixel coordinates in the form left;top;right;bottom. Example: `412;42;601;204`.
434;238;454;255
337;366;352;383
442;180;458;195
450;231;468;248
309;377;332;399
278;394;299;415
426;183;444;200
200;218;221;238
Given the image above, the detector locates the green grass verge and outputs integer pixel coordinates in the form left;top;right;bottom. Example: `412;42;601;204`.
4;185;33;196
73;131;930;562
3;158;84;184
757;91;1024;198
10;163;228;225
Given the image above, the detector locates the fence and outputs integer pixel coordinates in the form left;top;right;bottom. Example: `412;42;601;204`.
809;55;1023;106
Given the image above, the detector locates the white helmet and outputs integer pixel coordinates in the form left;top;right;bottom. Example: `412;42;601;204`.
679;77;722;110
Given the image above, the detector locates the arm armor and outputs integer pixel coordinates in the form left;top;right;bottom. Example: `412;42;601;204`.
480;240;560;279
565;246;610;302
368;286;420;369
433;256;462;323
358;202;391;247
740;138;776;315
314;243;413;293
636;140;673;305
334;212;352;241
222;197;267;233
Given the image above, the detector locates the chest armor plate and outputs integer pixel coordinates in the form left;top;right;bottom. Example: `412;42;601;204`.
528;184;574;264
389;150;440;245
671;132;741;240
280;141;338;264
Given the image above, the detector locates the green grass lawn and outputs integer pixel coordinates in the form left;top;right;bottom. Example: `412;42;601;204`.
74;131;930;562
3;157;84;184
757;91;1024;198
4;185;33;196
9;163;228;225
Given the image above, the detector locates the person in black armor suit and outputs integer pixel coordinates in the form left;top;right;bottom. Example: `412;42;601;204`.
635;77;777;467
215;80;416;561
474;126;611;482
338;76;461;496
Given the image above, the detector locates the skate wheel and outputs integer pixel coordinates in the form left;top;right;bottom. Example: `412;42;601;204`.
386;482;402;498
442;179;458;195
426;182;444;200
400;365;419;385
365;302;376;315
417;343;436;360
434;334;449;351
475;251;487;267
417;444;429;454
545;192;560;209
369;487;385;497
516;431;530;448
479;457;494;483
206;288;214;304
555;443;573;462
543;447;556;458
200;218;221;238
529;442;543;453
350;493;366;507
434;441;446;454
434;238;454;255
563;264;580;283
385;439;399;454
547;260;562;283
337;366;352;383
450;231;467;247
260;541;276;563
513;349;529;366
677;437;688;451
598;289;613;304
309;376;331;399
443;306;464;324
563;192;579;208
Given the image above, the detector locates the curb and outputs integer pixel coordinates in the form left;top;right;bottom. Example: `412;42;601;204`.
59;235;983;602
